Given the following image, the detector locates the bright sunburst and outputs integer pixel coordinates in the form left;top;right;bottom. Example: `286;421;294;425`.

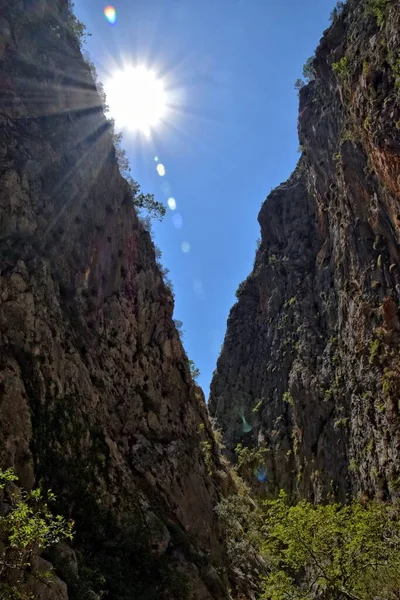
105;66;167;136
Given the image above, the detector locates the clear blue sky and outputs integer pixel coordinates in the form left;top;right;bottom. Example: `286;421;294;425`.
74;0;336;396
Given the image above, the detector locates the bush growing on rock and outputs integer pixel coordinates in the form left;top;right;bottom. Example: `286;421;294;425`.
0;468;73;600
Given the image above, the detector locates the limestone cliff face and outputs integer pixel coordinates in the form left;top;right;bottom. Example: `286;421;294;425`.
0;2;242;599
210;0;400;503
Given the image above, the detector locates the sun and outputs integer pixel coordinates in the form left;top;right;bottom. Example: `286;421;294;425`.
105;66;167;136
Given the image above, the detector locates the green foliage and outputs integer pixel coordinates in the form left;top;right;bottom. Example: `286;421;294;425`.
282;392;294;406
214;493;263;567
200;441;214;476
252;399;263;413
348;458;358;473
333;151;342;163
365;0;389;26
294;78;305;92
332;56;349;77
285;296;296;308
234;443;269;483
294;56;315;93
382;368;399;399
67;2;91;47
110;125;165;220
235;280;246;299
333;417;349;429
261;491;400;600
303;56;316;83
329;0;346;22
174;319;184;338
188;359;200;381
369;338;380;364
0;468;73;600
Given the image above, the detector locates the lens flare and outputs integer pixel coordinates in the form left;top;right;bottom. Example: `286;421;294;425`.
241;415;252;433
156;164;166;176
104;5;117;24
255;467;268;483
167;197;176;210
181;242;190;253
172;214;183;229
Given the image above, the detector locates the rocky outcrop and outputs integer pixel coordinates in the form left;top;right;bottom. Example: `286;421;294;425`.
210;0;400;503
0;1;244;598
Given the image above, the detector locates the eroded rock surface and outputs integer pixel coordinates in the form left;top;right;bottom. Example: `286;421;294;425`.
0;1;241;598
210;0;400;503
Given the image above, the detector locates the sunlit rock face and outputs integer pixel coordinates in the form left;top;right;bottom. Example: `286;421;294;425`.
210;0;400;504
0;1;245;599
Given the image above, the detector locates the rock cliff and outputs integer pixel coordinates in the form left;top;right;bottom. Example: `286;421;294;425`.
0;1;245;598
210;0;400;503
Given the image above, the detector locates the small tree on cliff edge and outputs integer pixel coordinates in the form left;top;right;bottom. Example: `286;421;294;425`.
0;468;73;600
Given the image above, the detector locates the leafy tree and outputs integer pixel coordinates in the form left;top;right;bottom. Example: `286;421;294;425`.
0;468;73;600
302;56;316;83
261;491;400;600
67;2;91;47
294;78;305;92
294;56;315;94
330;1;346;22
188;359;200;381
174;319;184;338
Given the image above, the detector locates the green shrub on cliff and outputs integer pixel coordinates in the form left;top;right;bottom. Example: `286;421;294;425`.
332;56;349;77
0;468;73;600
67;1;90;47
365;0;389;26
261;491;400;600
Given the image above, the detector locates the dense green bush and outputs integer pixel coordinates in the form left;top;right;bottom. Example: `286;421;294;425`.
261;491;400;600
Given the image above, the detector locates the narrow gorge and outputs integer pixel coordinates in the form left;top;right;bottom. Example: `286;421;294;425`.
1;0;400;599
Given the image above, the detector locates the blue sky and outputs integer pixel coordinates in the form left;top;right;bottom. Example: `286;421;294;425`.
74;0;336;396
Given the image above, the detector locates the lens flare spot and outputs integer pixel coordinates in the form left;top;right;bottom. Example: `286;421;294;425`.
255;467;268;483
241;415;252;433
104;5;117;24
181;241;190;253
167;197;177;210
154;156;159;162
172;214;183;229
157;164;166;176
